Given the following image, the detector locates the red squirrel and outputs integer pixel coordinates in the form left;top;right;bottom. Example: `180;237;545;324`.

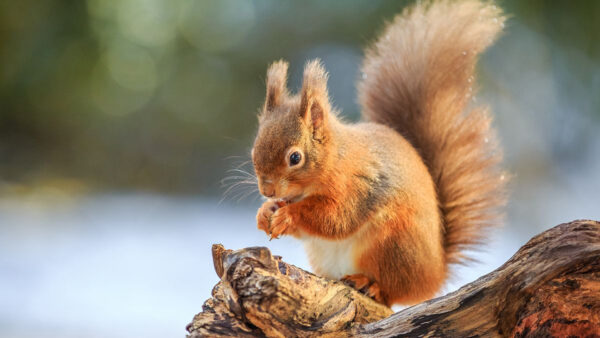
251;0;507;306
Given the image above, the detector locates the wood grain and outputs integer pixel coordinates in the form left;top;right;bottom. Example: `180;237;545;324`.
187;220;600;337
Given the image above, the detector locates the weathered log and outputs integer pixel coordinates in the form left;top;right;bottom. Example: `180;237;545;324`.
187;243;392;337
187;220;600;337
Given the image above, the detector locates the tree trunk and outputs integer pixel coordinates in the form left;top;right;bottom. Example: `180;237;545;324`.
186;220;600;337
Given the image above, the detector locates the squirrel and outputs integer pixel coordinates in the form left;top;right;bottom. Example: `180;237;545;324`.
251;0;507;306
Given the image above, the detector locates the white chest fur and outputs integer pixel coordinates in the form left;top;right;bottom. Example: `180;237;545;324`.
300;229;366;279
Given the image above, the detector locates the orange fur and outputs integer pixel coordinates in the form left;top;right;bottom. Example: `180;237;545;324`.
359;0;508;265
251;0;507;306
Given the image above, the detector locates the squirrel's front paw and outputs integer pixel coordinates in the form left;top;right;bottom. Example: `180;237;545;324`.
269;207;295;239
256;200;282;234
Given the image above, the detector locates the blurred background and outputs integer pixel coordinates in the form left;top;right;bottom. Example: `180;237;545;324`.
1;0;599;337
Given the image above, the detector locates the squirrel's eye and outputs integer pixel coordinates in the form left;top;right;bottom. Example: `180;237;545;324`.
289;151;302;166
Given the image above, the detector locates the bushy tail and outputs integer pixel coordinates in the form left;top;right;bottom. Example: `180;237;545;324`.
358;0;507;265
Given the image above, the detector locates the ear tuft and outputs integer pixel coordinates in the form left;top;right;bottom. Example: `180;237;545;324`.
301;59;329;102
265;60;289;111
300;59;331;140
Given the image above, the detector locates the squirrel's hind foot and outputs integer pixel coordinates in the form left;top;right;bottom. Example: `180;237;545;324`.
341;273;385;305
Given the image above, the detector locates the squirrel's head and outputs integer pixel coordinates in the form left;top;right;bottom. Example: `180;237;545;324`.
252;59;333;203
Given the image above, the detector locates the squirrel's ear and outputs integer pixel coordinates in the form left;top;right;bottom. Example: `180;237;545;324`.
264;60;289;112
300;59;331;141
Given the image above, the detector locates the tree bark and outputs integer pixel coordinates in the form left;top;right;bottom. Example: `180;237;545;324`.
186;220;600;337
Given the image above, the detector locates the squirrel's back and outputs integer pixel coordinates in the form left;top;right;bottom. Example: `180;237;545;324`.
358;0;507;265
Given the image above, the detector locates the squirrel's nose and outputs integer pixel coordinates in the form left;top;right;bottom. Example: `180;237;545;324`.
260;183;275;198
262;188;275;198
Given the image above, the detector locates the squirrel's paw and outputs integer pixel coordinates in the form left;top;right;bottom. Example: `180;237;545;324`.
341;273;385;304
256;200;282;234
268;207;295;239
